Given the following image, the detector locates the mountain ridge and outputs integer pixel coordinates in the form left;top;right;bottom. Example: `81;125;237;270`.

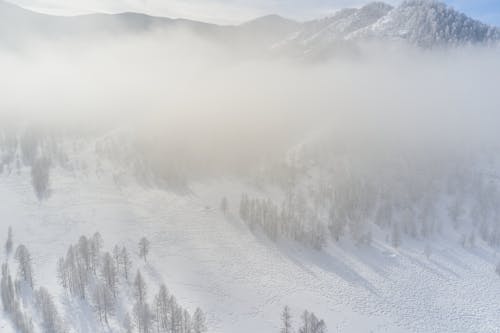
0;0;499;51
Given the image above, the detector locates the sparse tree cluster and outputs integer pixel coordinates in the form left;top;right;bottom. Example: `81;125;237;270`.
57;233;103;299
240;193;327;250
244;142;500;251
133;272;207;333
1;230;36;333
52;232;207;332
1;262;34;333
280;306;326;333
56;232;128;326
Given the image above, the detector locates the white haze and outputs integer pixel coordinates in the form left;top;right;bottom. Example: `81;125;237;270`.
1;29;500;172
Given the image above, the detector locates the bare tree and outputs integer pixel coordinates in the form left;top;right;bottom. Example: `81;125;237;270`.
90;232;103;274
139;237;150;263
14;245;34;289
298;310;311;333
92;282;115;325
134;301;153;333
281;306;292;333
298;310;326;333
35;287;65;333
56;258;68;290
192;308;207;333
1;263;33;333
100;252;118;298
182;309;192;333
121;247;132;281
77;236;91;273
31;156;51;200
113;245;121;271
134;270;147;305
5;226;13;256
1;263;15;313
154;284;170;333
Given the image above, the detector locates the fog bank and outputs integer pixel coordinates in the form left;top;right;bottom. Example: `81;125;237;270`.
1;31;500;172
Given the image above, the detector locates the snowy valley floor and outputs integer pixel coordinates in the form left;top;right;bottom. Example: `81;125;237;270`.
1;169;500;333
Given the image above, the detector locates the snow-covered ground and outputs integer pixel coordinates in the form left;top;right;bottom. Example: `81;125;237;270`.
1;159;500;333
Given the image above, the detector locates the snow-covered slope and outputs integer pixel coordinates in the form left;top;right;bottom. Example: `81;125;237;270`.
290;2;393;46
282;0;500;53
351;0;500;47
1;135;500;333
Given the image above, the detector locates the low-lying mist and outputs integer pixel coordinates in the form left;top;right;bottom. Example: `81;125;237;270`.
1;28;500;176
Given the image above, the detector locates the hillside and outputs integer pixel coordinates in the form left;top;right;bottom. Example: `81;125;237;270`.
1;1;500;332
1;131;500;332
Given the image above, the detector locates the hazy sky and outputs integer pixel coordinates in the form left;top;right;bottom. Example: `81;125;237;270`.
7;0;500;25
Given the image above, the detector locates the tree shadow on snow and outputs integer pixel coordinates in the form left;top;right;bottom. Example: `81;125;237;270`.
249;232;381;297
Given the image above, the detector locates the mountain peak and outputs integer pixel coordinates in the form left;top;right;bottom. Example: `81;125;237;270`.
359;0;500;46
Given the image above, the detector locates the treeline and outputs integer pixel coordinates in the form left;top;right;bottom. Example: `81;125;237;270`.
240;142;500;251
0;127;192;199
239;194;327;250
1;227;208;333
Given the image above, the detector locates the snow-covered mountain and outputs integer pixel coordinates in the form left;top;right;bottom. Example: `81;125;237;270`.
288;2;394;46
351;0;500;47
1;0;499;52
284;0;500;52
